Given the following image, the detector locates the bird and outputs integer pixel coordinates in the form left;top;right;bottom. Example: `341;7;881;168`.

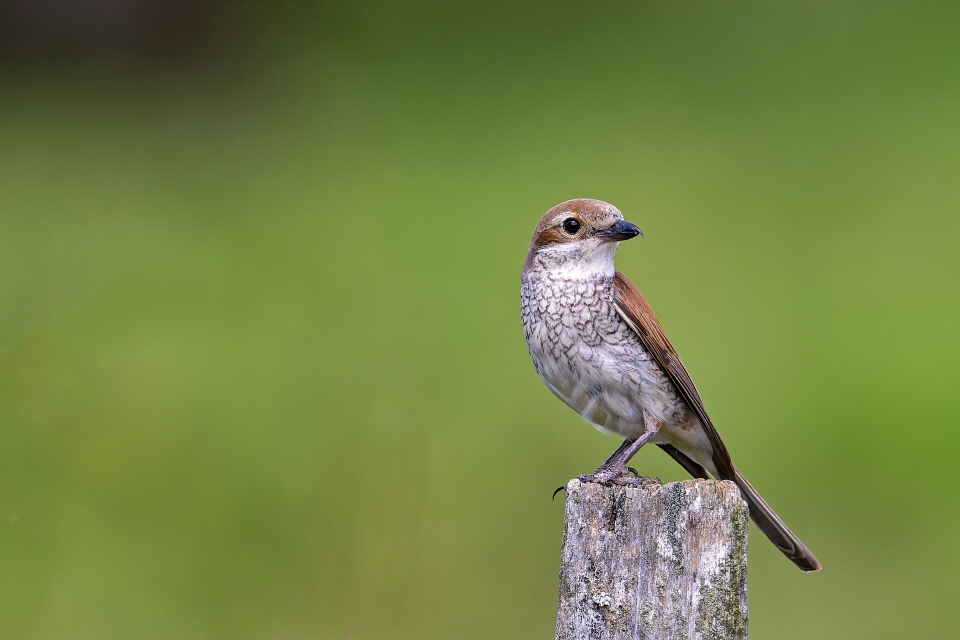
520;198;820;571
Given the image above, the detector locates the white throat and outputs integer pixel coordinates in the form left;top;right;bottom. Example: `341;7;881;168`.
532;241;618;281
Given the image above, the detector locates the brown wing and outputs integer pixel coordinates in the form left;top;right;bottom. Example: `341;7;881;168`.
615;271;822;571
613;271;736;480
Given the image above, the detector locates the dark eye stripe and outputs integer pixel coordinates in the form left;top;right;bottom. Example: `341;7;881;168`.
562;218;581;235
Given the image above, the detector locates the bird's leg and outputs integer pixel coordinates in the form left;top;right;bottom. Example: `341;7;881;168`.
600;437;635;466
559;438;633;494
579;420;662;485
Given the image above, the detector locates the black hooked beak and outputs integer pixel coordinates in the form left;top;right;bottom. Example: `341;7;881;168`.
598;219;642;242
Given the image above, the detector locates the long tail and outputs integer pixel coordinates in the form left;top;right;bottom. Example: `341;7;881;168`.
732;467;821;571
658;444;821;572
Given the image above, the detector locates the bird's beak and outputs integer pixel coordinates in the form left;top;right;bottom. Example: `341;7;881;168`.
597;220;643;242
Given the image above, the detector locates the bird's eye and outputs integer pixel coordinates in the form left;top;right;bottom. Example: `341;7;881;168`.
562;218;581;235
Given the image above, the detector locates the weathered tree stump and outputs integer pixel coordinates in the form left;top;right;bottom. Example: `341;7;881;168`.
556;478;749;640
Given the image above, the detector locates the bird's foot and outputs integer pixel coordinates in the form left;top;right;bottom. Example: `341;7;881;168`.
553;467;661;499
553;468;623;498
576;468;621;485
576;465;661;487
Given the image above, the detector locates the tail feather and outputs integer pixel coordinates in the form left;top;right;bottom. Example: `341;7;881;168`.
658;446;821;571
657;444;710;479
732;467;821;572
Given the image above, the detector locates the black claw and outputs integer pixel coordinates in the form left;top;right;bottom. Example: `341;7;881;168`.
626;467;639;477
552;484;568;500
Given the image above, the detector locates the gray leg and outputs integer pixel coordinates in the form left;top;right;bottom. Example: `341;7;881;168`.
580;427;660;484
601;437;635;467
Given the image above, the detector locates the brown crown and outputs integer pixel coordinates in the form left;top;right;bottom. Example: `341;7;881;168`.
529;199;624;250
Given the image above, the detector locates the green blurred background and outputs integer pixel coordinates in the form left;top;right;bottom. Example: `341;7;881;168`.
2;2;959;638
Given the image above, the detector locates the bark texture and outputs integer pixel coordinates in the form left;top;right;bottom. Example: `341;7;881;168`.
556;478;748;640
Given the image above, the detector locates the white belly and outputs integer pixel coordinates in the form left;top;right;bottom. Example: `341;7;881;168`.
521;272;715;466
527;323;684;440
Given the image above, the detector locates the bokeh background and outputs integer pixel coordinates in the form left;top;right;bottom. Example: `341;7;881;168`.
2;2;959;638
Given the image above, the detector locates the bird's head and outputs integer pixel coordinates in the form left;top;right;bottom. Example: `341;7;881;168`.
524;199;642;279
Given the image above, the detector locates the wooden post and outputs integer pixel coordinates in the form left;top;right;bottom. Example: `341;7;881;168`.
556;478;749;640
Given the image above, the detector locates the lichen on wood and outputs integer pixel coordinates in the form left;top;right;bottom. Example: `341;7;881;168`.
556;478;749;640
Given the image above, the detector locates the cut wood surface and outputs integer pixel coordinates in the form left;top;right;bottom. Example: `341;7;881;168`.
556;478;749;640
